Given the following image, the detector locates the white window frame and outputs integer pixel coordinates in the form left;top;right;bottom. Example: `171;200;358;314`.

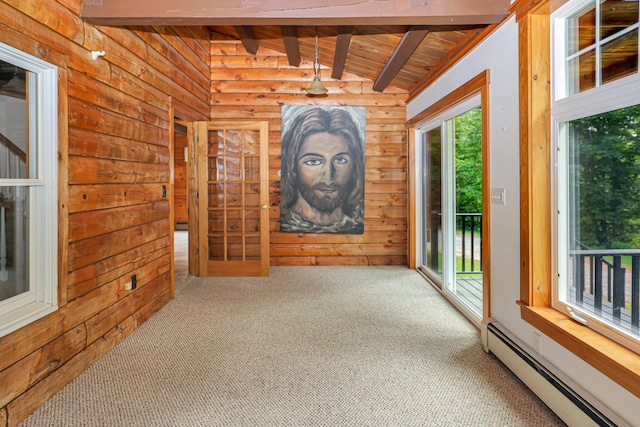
0;42;58;338
414;94;482;320
552;0;640;353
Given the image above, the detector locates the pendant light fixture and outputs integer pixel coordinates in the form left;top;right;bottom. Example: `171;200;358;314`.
306;26;328;97
2;66;26;97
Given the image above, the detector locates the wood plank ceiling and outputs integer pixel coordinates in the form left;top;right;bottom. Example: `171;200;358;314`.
210;24;494;95
80;0;512;96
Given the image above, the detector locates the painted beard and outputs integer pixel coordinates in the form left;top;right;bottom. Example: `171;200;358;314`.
298;183;347;213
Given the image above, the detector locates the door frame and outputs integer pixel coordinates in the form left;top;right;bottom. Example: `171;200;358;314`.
187;120;270;277
408;70;491;321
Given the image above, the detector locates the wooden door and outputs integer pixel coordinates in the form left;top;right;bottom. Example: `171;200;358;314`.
188;121;270;276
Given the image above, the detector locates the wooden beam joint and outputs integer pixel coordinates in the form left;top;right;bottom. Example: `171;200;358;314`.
235;26;259;54
332;25;353;80
374;26;430;92
281;26;301;67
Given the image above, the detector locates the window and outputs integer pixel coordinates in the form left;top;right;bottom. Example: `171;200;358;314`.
560;0;638;96
554;0;640;353
518;0;640;398
0;41;58;338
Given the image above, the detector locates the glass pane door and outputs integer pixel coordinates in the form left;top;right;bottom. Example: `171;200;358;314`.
191;121;270;277
417;99;483;321
450;107;483;318
420;127;443;288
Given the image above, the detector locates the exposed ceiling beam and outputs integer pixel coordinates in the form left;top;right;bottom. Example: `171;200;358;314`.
235;26;259;54
409;26;494;100
81;0;510;26
373;26;430;93
331;25;353;80
281;26;301;67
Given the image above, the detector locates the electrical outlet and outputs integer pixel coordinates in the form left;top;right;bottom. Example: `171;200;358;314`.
124;274;137;291
532;331;541;353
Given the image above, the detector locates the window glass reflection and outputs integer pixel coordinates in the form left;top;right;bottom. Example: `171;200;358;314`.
0;61;28;180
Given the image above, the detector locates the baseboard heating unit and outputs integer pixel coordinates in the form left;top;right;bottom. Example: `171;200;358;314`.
484;322;619;427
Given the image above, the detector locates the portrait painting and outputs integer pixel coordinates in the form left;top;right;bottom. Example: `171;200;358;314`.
280;105;366;234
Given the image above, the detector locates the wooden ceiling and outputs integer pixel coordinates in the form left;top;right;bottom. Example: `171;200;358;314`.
210;24;494;95
81;0;512;95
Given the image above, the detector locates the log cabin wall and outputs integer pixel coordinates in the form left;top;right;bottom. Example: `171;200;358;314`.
0;0;210;425
209;36;409;266
174;130;189;227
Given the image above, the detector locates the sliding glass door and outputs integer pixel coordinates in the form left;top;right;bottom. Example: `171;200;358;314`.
417;96;483;321
421;126;443;286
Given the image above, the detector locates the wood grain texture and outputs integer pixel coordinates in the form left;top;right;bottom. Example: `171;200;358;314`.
67;237;171;300
174;131;189;224
210;40;409;266
0;1;211;424
58;67;70;308
331;25;353;79
212;25;476;92
373;26;430;92
82;0;510;26
518;12;551;307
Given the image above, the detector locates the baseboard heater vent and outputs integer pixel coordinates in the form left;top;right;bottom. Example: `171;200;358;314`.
486;323;617;427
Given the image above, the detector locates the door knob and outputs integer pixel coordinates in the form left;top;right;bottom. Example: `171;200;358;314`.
261;205;271;210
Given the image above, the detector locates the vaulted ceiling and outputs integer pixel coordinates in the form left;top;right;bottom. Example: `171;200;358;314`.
82;0;512;95
209;24;494;95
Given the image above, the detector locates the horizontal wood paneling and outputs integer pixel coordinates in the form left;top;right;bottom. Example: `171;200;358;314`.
67;237;171;300
69;128;170;163
211;40;409;266
174;132;188;224
68;202;170;242
0;0;211;424
69;219;170;270
211;92;406;107
68;183;167;213
209;25;481;92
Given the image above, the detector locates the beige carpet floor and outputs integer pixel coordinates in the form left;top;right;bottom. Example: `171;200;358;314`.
20;265;565;426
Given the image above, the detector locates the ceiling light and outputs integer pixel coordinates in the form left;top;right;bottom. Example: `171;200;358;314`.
1;67;25;96
306;27;328;97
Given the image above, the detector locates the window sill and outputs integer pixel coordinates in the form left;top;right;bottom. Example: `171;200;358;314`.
518;303;640;398
0;301;58;339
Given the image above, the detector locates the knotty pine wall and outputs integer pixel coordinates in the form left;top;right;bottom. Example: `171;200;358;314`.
0;0;210;425
174;130;189;226
210;36;409;266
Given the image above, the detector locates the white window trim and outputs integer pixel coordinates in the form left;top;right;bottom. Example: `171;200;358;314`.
414;95;482;323
414;95;481;274
0;42;58;338
551;0;640;354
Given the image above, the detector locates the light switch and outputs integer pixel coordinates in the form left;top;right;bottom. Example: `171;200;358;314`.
490;188;505;205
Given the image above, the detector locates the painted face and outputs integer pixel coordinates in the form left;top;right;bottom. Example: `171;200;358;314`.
296;132;354;213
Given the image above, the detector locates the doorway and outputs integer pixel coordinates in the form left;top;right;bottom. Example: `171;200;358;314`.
416;95;485;323
187;120;270;277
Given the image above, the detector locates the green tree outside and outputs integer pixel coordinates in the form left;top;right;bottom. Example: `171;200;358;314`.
569;105;640;249
455;107;483;216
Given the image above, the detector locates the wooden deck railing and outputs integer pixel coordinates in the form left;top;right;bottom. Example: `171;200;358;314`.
457;213;482;274
570;249;640;331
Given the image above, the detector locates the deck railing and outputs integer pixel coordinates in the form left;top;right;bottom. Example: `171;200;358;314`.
457;213;482;274
0;136;27;287
570;249;640;330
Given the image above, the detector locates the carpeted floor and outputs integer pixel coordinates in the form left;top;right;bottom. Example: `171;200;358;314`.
20;264;565;426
